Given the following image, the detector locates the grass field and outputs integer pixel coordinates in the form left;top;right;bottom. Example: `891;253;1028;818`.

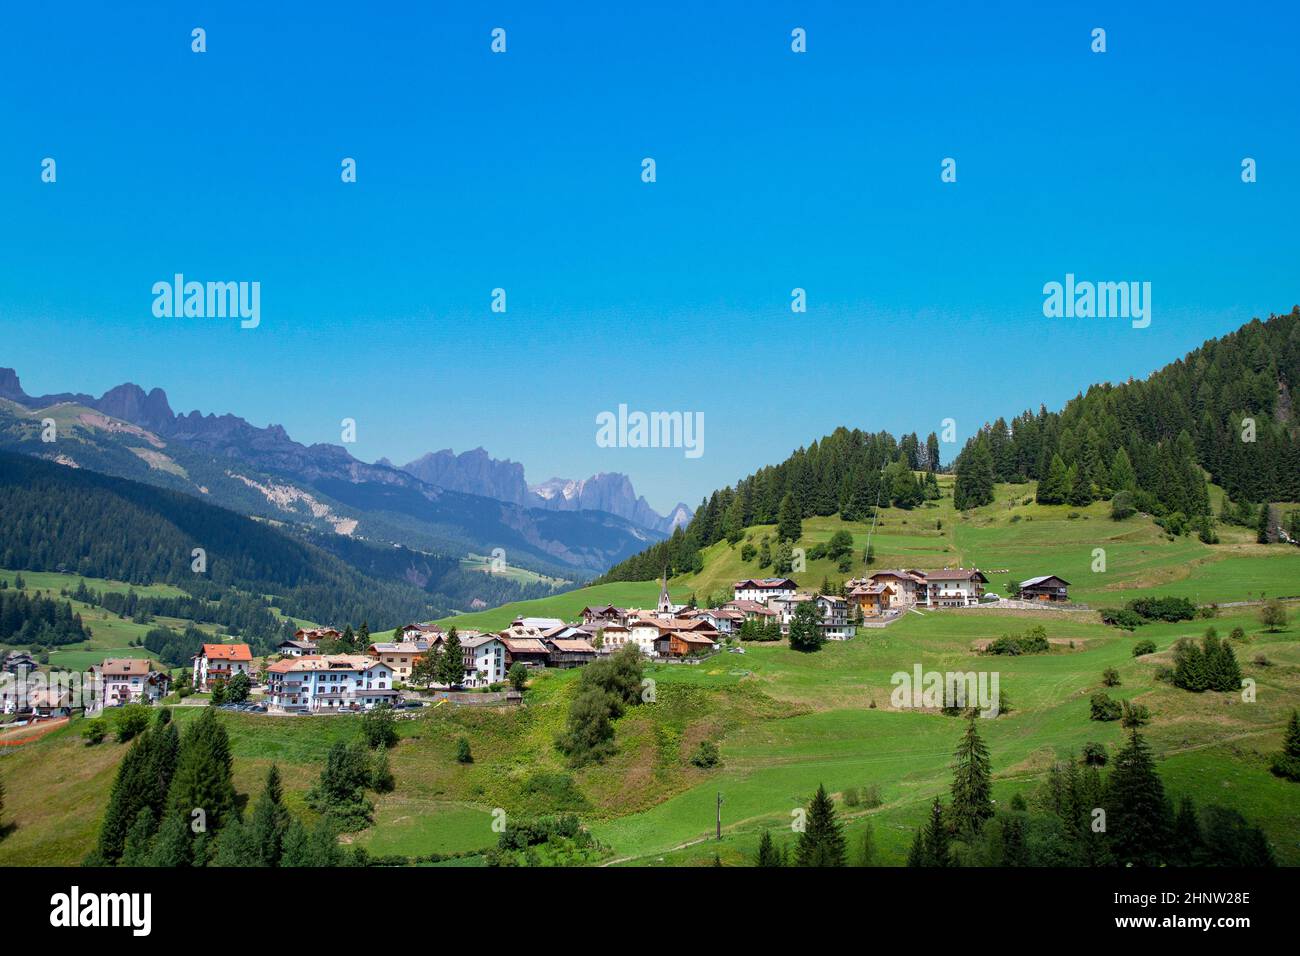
2;484;1298;868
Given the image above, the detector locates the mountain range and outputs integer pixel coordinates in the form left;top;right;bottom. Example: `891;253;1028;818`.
393;447;691;534
0;368;678;580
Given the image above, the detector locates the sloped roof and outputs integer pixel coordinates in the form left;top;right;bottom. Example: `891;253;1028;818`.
201;644;252;662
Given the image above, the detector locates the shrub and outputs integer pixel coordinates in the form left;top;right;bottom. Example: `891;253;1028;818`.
1121;700;1151;728
1102;667;1121;687
1229;626;1247;643
1132;639;1156;656
81;718;107;745
1089;693;1122;722
361;705;399;749
689;740;720;768
114;704;151;743
456;737;473;764
861;784;883;808
1081;742;1108;766
843;787;861;807
1099;608;1144;630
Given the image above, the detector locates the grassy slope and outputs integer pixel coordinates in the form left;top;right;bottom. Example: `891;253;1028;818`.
2;482;1298;867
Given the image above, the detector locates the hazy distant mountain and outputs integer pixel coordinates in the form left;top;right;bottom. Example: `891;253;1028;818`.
0;369;664;578
398;448;532;505
395;448;692;534
531;473;692;534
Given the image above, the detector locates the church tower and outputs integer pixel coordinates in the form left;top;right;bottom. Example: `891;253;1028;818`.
657;568;673;615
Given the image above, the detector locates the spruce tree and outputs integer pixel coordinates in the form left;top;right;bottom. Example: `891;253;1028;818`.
1169;795;1204;866
1110;447;1137;491
119;807;156;867
777;493;802;543
248;764;291;867
97;730;157;864
754;829;782;866
212;817;259;867
166;707;236;835
950;717;994;838
148;808;194;867
1105;730;1171;866
910;797;951;867
437;627;464;688
795;784;846;866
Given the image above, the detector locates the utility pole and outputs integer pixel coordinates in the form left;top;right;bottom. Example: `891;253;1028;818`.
716;792;723;841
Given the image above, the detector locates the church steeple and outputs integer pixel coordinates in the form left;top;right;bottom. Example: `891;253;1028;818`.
657;568;673;614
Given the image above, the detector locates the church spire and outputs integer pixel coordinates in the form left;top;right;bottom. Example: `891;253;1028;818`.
657;567;673;614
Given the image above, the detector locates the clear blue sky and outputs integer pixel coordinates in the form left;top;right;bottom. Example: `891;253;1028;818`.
1;1;1296;513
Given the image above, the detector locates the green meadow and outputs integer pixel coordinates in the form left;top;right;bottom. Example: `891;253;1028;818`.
1;482;1297;867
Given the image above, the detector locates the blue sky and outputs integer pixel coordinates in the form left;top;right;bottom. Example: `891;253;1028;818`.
1;1;1296;513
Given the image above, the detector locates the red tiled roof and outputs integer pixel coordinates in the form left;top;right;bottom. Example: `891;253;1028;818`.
201;644;252;662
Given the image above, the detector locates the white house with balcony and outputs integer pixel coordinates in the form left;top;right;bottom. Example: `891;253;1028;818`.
264;655;397;713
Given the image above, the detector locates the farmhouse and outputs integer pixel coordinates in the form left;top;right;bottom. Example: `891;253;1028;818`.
94;658;171;707
500;635;551;669
594;623;631;651
264;655;397;713
547;637;598;668
295;627;341;642
1018;575;1071;603
666;631;717;657
923;569;988;607
724;599;780;622
2;651;37;674
192;643;253;692
733;578;798;604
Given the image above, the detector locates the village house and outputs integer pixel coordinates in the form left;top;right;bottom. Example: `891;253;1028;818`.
295;627;342;643
770;592;815;634
666;631;717;658
593;623;631;652
724;599;781;623
94;658;171;707
192;643;253;692
923;569;988;607
581;604;625;627
814;594;856;640
848;581;895;617
500;634;551;669
2;651;37;674
400;622;445;643
460;633;508;687
29;686;74;718
264;655;398;713
511;616;566;631
684;607;742;635
860;570;928;607
733;577;798;604
546;637;599;668
1018;575;1071;603
366;641;430;682
277;639;318;657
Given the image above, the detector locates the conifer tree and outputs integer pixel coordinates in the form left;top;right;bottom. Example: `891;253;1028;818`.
907;797;951;867
1105;730;1171;866
249;764;291;867
1169;795;1204;866
166;707;236;835
950;717;994;838
212;817;259;867
1109;447;1137;491
795;784;846;866
119;807;156;867
97;730;157;864
147;808;194;867
437;627;464;688
777;493;802;543
754;829;782;866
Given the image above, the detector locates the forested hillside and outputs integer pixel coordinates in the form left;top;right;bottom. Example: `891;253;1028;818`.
950;309;1300;514
601;310;1300;582
0;452;443;629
